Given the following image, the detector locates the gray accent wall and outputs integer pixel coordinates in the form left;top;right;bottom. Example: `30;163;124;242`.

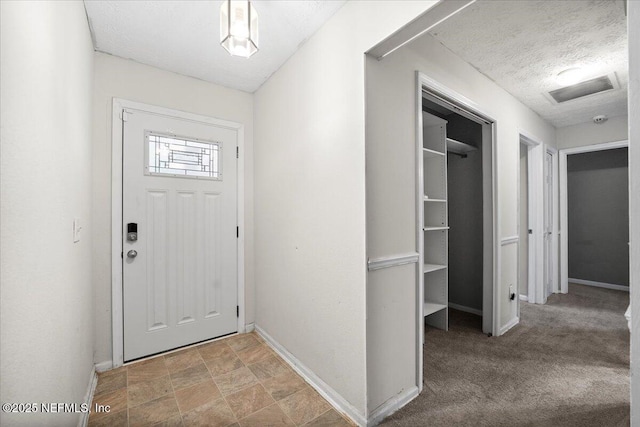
567;148;629;286
448;132;484;311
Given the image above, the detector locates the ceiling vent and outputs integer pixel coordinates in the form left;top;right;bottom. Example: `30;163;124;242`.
545;73;619;104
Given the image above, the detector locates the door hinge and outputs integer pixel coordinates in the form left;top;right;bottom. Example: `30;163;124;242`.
237;306;239;317
121;110;130;122
236;146;239;159
237;226;239;238
121;251;123;259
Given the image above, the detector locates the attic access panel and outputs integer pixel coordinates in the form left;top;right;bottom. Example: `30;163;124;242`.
547;75;617;104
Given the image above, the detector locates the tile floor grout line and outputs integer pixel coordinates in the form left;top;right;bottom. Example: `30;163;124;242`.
124;366;130;427
238;353;303;425
128;358;177;426
274;385;310;426
215;341;284;425
170;345;239;426
200;348;239;427
163;353;184;427
217;347;248;426
242;382;277;422
301;408;333;426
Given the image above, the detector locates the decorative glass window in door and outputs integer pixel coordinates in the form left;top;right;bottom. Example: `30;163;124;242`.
145;132;221;180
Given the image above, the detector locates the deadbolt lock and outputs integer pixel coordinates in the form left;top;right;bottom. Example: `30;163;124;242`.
127;223;138;241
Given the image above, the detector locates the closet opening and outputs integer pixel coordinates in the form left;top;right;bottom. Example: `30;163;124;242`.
417;76;497;348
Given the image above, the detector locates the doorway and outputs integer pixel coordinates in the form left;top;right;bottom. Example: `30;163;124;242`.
544;147;558;298
111;99;245;366
559;140;630;293
417;73;497;340
518;133;557;306
519;142;530;302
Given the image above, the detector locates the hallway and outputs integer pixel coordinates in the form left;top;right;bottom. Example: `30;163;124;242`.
383;284;630;426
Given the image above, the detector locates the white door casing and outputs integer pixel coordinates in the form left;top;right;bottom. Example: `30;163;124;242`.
121;107;239;361
544;150;553;299
519;131;545;305
417;72;498;377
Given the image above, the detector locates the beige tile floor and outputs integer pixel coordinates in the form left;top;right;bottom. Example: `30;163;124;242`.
88;332;353;427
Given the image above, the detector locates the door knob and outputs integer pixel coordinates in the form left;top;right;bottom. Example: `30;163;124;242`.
127;250;138;259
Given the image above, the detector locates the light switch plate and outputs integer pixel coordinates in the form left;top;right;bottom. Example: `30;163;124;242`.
73;218;81;243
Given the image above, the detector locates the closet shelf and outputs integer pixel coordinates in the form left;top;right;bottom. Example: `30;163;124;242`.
424;302;447;317
423;197;446;202
446;138;477;155
424;263;447;273
423;148;445;158
423;226;449;231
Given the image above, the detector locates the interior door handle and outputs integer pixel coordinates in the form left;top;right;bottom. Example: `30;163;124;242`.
127;250;138;259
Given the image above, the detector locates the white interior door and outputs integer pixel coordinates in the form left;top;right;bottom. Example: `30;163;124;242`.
122;108;238;361
544;150;553;298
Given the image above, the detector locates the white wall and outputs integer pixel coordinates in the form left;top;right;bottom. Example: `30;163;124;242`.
92;52;254;365
365;32;556;408
556;114;628;149
628;2;640;424
254;1;438;421
0;2;95;425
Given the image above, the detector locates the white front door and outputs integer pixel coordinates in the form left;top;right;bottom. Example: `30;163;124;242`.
544;150;553;298
122;108;238;361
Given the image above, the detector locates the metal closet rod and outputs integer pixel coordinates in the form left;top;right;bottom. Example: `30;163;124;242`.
422;89;491;125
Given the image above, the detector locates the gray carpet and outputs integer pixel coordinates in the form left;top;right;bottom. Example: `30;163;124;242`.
382;284;630;426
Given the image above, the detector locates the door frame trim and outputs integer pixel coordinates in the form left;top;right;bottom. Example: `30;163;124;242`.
518;131;547;304
416;72;498;392
558;139;629;294
546;146;559;297
110;98;245;367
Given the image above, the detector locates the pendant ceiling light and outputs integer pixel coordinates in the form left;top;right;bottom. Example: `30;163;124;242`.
220;0;259;58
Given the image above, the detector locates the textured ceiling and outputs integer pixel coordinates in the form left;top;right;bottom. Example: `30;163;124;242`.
427;0;628;128
84;0;346;93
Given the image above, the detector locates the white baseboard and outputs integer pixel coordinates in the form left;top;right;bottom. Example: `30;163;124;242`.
95;361;113;373
255;326;366;427
367;386;419;426
448;302;482;316
568;278;629;292
499;316;519;336
245;323;255;332
78;366;97;427
519;294;528;302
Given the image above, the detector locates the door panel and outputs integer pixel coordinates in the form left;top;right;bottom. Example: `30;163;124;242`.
123;108;238;361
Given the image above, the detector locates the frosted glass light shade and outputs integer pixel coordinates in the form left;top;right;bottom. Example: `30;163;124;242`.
556;68;584;86
220;1;259;58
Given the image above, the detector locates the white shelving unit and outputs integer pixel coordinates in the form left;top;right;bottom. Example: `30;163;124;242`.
424;263;447;273
421;112;449;331
424;302;448;317
446;137;477;156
